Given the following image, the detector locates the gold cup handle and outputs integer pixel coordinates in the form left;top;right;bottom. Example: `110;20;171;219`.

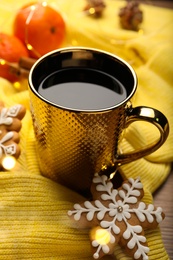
115;106;169;165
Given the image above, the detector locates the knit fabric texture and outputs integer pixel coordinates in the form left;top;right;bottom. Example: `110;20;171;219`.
0;0;173;259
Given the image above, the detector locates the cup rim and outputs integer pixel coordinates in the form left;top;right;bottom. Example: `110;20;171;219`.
28;47;137;113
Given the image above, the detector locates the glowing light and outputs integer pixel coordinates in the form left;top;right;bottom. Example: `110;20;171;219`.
0;59;6;65
2;156;16;170
42;1;48;7
27;43;33;50
89;8;95;15
13;81;21;90
90;227;111;246
30;5;36;11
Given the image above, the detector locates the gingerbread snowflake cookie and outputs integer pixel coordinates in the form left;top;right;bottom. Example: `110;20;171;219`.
0;102;26;168
68;174;165;259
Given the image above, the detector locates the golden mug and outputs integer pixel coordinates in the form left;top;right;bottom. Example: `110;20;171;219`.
28;47;169;193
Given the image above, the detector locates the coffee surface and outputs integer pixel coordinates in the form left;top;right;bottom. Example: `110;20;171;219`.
38;68;127;110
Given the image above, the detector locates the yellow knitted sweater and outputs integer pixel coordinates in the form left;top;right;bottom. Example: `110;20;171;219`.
0;1;173;259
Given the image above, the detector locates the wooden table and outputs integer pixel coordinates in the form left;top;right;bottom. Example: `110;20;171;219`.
154;170;173;259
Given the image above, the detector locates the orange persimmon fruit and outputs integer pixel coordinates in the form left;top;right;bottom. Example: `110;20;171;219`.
0;32;29;82
13;2;66;58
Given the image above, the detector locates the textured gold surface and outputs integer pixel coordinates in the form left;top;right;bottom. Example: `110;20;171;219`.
30;87;169;193
30;90;125;192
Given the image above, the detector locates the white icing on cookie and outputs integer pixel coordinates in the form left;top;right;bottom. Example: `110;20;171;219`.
68;175;164;259
0;131;16;158
0;105;21;126
7;105;22;117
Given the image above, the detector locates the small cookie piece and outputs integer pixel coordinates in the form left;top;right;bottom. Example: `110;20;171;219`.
0;103;26;168
119;0;143;31
68;174;165;259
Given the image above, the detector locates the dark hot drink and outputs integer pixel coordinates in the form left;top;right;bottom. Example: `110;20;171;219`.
38;68;127;110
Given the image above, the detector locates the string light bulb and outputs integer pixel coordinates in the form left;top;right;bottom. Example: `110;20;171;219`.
90;226;111;246
2;155;16;170
0;59;6;66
